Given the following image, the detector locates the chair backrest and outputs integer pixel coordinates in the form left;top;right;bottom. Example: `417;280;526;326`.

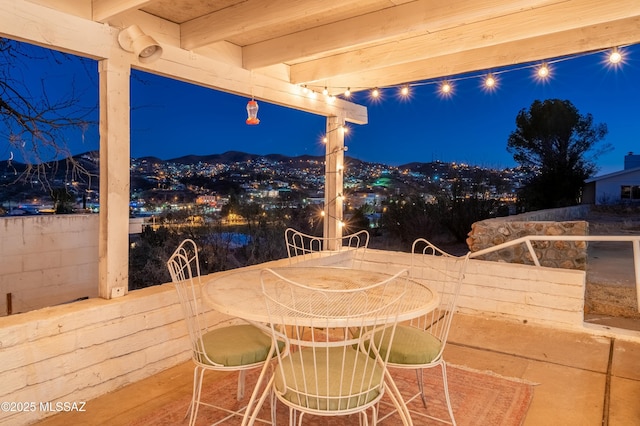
284;228;370;268
260;267;408;414
167;239;216;366
410;238;470;357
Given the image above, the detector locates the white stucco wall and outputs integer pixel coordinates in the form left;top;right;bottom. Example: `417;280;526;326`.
591;168;640;204
0;215;99;316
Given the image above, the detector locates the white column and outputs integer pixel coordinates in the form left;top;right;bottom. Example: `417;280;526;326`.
98;58;131;299
323;116;345;250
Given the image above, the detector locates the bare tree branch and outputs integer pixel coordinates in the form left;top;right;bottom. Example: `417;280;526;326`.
0;38;98;193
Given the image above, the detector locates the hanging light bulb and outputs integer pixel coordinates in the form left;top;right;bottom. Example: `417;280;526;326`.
609;48;622;64
371;87;380;98
400;85;410;97
439;80;453;97
344;87;351;97
322;86;329;96
484;74;496;88
537;63;550;79
245;99;260;125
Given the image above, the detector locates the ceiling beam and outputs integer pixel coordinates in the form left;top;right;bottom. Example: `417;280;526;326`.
243;0;561;70
290;0;640;84
180;0;365;51
92;0;155;22
309;16;640;92
0;0;116;58
1;0;367;124
143;44;368;124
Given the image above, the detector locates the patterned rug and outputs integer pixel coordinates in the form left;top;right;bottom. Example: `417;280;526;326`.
132;363;534;425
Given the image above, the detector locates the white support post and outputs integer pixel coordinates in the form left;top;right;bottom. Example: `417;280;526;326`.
98;57;131;299
323;116;345;251
634;240;640;312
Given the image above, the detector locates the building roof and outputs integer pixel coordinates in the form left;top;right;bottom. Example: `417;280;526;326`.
585;166;640;183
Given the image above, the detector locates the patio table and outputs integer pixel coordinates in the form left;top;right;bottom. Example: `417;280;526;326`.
202;266;439;425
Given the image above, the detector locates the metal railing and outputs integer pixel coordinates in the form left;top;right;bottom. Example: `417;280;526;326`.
468;235;640;312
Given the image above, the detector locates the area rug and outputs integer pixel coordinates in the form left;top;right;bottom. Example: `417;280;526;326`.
132;364;534;425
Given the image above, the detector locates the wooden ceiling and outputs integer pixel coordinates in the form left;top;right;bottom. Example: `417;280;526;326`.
85;0;640;95
6;0;639;123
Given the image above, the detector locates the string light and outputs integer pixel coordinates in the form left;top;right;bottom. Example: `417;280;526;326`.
536;63;550;79
321;125;349;144
301;45;631;104
322;86;329;96
439;80;453;98
484;74;496;89
609;48;622;64
317;209;345;229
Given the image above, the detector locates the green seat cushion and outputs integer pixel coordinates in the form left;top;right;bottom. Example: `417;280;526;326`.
376;325;442;365
275;346;383;411
199;324;279;366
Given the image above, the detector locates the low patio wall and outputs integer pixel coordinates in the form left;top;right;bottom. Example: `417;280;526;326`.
0;257;293;425
0;249;623;425
361;249;587;330
0;215;99;316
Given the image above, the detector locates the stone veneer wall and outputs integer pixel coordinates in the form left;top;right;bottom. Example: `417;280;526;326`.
466;205;591;270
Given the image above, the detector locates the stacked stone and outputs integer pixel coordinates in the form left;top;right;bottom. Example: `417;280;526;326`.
466;220;588;270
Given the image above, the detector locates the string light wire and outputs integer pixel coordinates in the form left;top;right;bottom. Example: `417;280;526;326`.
300;45;630;102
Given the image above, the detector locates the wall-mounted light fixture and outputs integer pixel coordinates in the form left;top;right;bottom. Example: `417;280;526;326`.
118;25;163;64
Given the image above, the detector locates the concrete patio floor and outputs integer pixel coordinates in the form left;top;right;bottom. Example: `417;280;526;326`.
33;313;640;425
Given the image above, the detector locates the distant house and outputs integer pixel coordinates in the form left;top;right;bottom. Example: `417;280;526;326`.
583;153;640;205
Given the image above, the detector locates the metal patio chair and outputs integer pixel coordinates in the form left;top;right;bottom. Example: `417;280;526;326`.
250;267;410;425
167;239;279;425
284;227;370;268
378;238;471;425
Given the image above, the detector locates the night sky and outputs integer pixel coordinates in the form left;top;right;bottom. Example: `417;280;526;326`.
3;42;639;177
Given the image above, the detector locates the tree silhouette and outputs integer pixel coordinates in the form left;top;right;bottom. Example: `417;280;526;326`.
507;99;610;210
0;38;96;190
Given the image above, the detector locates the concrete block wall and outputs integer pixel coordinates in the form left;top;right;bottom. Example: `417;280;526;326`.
362;249;586;329
0;249;591;424
0;257;293;425
0;283;188;425
0;215;99;316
